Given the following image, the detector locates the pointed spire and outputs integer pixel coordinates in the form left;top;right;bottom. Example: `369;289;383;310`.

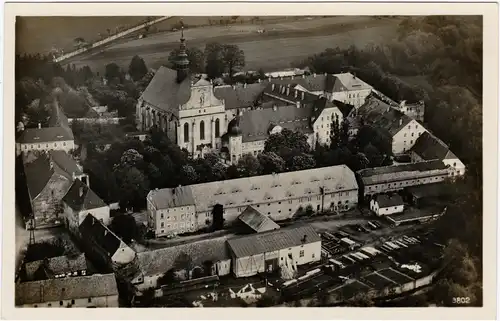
176;22;189;83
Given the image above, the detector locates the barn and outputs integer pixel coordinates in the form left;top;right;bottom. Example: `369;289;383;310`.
226;224;322;278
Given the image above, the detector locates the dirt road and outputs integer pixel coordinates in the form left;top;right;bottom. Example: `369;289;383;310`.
66;16;400;74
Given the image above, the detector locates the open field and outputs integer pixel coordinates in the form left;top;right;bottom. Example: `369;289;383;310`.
65;16;402;74
16;16;313;56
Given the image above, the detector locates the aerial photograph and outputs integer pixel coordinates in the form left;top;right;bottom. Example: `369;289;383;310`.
14;15;482;308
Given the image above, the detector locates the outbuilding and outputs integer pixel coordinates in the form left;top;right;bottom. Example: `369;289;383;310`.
227;224;321;278
370;195;404;216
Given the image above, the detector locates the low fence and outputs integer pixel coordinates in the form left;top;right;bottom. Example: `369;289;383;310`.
53;16;171;63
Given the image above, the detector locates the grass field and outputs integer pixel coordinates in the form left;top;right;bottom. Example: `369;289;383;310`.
64;16;402;74
15;16;303;55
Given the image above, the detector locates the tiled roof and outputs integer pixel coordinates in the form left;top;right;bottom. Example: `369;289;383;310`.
137;236;230;276
25;254;87;279
411;132;456;161
227;224;321;258
374;194;404;208
17;127;74;144
63;179;107;212
79;214;121;257
139;66;191;113
332;73;372;92
48;101;72;135
23;154;58;200
358;160;449;185
49;151;84;179
187;165;358;213
270;74;328;92
357;96;413;136
237;206;280;233
213;83;267;110
15;273;118;306
237;104;313;143
148;186;195;210
262;83;318;106
406;182;454;199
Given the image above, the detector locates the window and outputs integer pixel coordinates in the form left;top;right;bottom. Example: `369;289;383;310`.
161;222;164;228
34;305;38;308
317;196;321;201
215;118;220;137
404;133;407;137
60;301;63;306
160;213;164;219
200;120;205;140
268;203;271;206
411;133;414;137
71;299;75;305
88;298;92;303
54;143;57;147
184;123;189;142
268;212;271;215
299;250;304;257
288;200;292;204
48;303;51;307
63;142;66;146
312;253;315;259
410;140;413;144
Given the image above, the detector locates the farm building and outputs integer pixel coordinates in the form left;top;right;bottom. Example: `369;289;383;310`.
131;236;231;292
24;254;87;281
370;195;404;216
226;224;321;278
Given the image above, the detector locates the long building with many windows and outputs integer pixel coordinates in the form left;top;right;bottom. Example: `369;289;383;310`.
146;165;358;237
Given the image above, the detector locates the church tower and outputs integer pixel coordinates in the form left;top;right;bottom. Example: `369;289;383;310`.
176;27;190;83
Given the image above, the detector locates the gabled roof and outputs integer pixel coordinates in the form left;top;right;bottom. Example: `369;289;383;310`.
333;100;355;118
79;214;121;257
358;160;449;185
137;236;230;276
330;73;372;93
262;83;318;106
17;127;74;144
25;254;87;280
374;194;404;208
411;132;457;161
139;66;191;113
213;83;268;110
148;186;195;210
23;154;58;200
270;74;328;92
48;151;84;179
237;104;313;143
48;101;72;134
63;179;107;212
15;273;118;306
237;206;280;233
227;224;321;258
357;95;414;136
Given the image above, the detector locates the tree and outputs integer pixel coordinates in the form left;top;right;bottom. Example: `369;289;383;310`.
180;164;199;185
105;63;122;83
109;214;139;243
114;166;149;211
290;153;316;171
237;154;261;177
128;55;148;82
222;44;245;79
264;129;310;160
204;42;225;79
168;48;205;74
258;152;285;174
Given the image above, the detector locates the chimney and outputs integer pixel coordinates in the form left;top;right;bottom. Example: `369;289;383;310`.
79;186;84;197
296;101;301;108
38;123;41;129
313;73;316;78
302;234;307;243
353;72;356;79
301;92;305;100
399;118;403;126
271;83;275;91
172;187;176;195
294;90;298;98
273;105;277;111
244;83;247;88
92;216;95;225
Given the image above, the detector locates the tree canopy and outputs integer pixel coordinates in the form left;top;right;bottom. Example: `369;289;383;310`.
128;55;148;82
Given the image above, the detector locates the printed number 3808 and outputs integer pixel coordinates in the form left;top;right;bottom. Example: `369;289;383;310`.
452;297;471;304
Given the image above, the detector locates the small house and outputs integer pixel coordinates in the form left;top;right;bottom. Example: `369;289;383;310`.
370;195;404;216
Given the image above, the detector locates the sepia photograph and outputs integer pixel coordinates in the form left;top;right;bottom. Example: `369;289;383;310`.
2;2;498;319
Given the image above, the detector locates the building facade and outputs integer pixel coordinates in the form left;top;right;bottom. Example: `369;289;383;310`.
15;273;119;308
369;195;405;216
147;165;358;236
62;179;110;233
16;126;75;156
358;160;451;198
227;224;322;278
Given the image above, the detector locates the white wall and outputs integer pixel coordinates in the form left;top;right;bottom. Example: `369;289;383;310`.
17;140;75;155
371;203;404;216
329;89;372;108
313;107;343;146
111;242;136;265
392;120;427;154
154;205;197;236
363;173;449;196
20;294;119;308
443;158;466;177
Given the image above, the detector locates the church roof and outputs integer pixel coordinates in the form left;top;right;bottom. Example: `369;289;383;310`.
139;66;192;113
